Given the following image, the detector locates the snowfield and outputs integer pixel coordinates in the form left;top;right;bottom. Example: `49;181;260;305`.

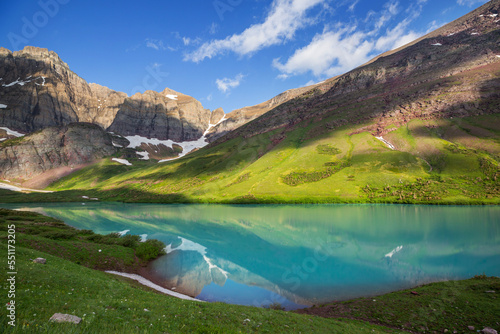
122;114;227;163
112;158;132;166
0;127;25;137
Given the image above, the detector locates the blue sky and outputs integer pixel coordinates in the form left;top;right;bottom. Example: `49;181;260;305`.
0;0;489;113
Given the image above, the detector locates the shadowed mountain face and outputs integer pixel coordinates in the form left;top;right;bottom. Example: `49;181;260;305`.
0;46;221;141
206;83;326;142
213;0;500;145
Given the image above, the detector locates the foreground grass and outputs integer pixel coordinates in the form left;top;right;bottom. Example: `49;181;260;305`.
298;276;500;334
0;209;165;271
0;209;393;333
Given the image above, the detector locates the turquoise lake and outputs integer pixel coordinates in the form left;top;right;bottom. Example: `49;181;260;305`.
3;203;500;310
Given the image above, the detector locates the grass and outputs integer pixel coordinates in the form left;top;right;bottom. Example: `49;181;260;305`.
298;275;500;334
0;209;394;333
0;209;165;270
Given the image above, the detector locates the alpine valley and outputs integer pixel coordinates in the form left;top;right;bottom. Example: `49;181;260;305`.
1;0;499;204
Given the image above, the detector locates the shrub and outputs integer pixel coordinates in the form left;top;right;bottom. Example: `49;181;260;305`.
118;234;141;248
136;239;166;261
39;230;77;240
316;144;341;155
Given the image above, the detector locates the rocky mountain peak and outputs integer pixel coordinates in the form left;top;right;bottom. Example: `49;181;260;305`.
0;47;223;143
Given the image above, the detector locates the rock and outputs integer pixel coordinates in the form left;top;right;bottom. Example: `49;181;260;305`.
0;123;117;183
33;258;46;264
107;88;211;141
210;108;225;125
482;328;497;334
411;291;419;295
49;313;82;324
469;326;475;331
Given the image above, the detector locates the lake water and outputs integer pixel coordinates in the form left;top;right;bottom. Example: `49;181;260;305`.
3;203;499;310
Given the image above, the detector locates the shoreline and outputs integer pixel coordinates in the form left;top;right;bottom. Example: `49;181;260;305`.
105;270;202;302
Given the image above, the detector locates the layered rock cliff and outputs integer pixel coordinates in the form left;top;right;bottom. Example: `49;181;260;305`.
0;46;220;142
0;123;116;185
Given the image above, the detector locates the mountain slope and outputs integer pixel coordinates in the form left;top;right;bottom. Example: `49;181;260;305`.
206;82;328;142
20;1;500;204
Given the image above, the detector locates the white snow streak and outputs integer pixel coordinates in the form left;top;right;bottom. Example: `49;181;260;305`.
0;104;7;109
137;151;149;160
166;94;178;100
375;136;395;150
0;127;24;137
385;245;403;258
158;114;227;163
105;271;202;301
431;43;442;46
112;158;132;166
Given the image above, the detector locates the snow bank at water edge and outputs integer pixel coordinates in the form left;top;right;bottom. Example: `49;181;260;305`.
105;271;202;301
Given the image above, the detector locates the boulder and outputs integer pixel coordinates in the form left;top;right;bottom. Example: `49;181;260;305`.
49;313;82;324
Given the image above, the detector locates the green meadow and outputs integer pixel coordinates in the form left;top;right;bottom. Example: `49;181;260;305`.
3;114;493;205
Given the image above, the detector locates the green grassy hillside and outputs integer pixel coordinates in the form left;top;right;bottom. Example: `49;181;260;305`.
35;111;498;205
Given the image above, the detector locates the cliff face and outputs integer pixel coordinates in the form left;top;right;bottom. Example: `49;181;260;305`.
0;123;116;183
107;88;212;141
0;46;219;142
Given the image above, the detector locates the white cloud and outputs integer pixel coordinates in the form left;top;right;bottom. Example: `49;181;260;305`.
374;19;419;51
182;37;201;46
273;26;374;77
457;0;487;6
375;1;400;30
146;38;167;50
216;74;244;93
273;0;431;79
207;94;213;101
348;0;360;12
184;0;326;62
274;17;423;79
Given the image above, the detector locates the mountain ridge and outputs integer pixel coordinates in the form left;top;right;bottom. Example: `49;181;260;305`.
0;46;222;142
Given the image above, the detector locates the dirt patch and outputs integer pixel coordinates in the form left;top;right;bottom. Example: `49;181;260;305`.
22;162;92;189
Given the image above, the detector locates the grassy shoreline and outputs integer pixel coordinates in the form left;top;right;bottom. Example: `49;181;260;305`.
1;188;499;205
